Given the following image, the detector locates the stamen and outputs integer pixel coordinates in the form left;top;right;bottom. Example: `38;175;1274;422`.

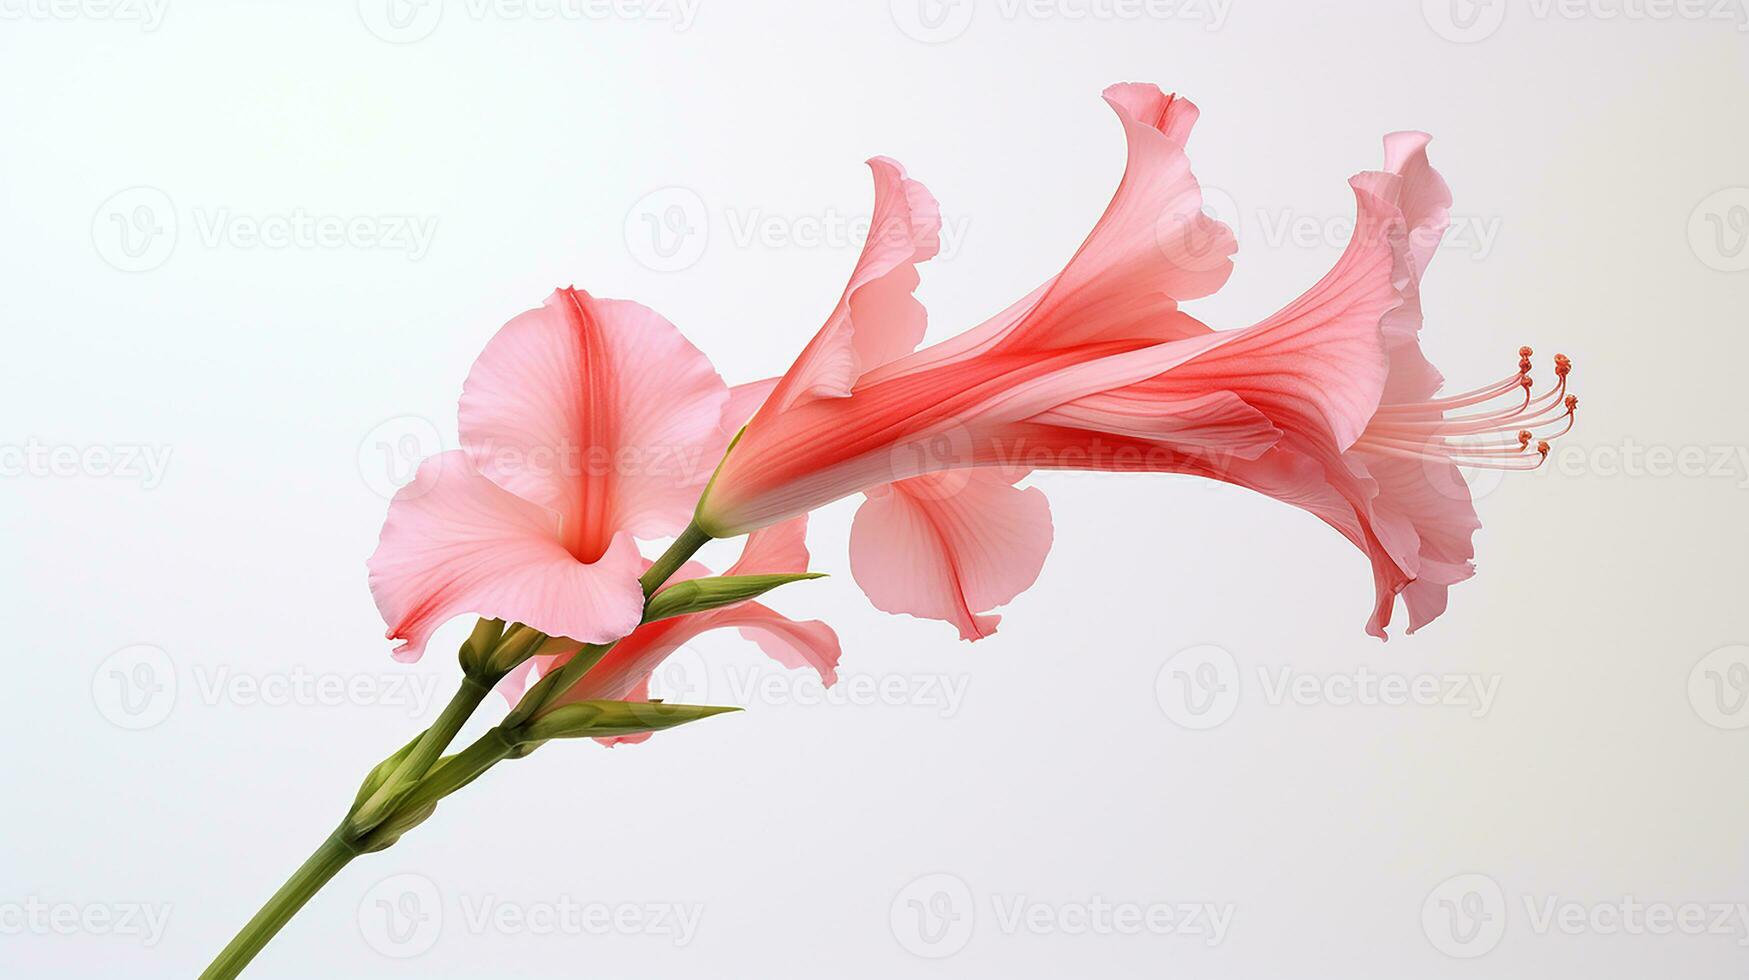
1354;348;1578;475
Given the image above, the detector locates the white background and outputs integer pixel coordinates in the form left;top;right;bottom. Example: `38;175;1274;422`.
3;0;1747;976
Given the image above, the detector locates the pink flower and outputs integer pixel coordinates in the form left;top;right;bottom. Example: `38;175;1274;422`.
499;517;841;745
697;83;1577;638
367;288;731;661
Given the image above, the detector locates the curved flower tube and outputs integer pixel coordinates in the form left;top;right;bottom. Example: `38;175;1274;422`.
698;83;1578;637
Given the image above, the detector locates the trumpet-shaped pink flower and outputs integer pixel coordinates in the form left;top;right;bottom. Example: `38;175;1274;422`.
368;288;730;660
698;83;1577;638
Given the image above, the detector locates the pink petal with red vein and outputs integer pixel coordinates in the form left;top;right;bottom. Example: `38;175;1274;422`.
458;288;727;559
849;469;1053;640
764;157;941;413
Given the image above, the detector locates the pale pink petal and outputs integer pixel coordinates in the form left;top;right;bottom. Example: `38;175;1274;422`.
367;452;646;662
764;158;941;413
710;603;842;685
458;288;728;558
725;515;811;577
990;83;1234;353
723;378;779;432
849;470;1053;640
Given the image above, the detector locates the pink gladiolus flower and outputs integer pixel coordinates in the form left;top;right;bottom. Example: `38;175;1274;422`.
498;517;841;744
368;288;731;660
696;83;1578;638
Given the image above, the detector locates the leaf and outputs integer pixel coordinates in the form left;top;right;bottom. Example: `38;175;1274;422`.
520;700;741;742
643;573;825;624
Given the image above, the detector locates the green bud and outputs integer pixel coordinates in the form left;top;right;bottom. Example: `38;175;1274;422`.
643;573;825;624
521;700;740;743
456;618;506;677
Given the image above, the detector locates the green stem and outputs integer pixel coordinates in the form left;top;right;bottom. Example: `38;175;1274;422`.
197;831;358;980
641;521;712;596
201;523;719;977
348;674;494;833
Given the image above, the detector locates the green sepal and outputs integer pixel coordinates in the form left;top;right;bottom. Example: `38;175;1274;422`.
520;700;741;742
349;732;423;814
643;573;825;624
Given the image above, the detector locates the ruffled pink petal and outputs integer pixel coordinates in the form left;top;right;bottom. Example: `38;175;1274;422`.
1375;132;1453;405
989;83;1234;354
849;469;1053;640
458;288;728;558
763;158;941;413
367;452;646;662
709;602;842;685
